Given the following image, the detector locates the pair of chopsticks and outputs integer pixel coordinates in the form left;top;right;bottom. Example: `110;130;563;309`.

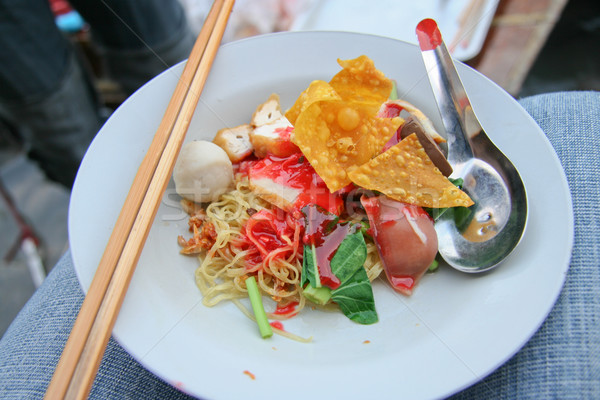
44;0;235;398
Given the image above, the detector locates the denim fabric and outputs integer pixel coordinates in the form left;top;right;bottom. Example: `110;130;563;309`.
0;252;194;400
0;91;598;399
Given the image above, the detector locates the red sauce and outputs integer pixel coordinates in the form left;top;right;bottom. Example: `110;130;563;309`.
416;18;442;51
378;102;403;118
243;209;296;266
302;204;339;245
269;321;284;330
301;205;359;289
250;153;313;188
235;156;259;177
273;301;298;316
271;126;300;156
242;156;354;289
390;275;415;292
377;102;404;152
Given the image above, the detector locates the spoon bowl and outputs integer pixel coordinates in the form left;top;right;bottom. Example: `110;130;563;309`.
416;18;528;273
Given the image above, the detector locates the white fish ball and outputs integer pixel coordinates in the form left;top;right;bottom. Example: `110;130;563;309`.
173;140;234;203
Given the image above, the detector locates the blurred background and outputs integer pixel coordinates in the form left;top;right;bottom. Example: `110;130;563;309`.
1;0;599;336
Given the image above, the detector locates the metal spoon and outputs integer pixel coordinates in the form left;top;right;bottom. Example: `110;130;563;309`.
415;18;528;273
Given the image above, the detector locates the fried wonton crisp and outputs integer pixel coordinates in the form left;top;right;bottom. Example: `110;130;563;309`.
330;55;394;111
289;56;403;192
285;80;341;126
294;101;402;192
347;134;474;208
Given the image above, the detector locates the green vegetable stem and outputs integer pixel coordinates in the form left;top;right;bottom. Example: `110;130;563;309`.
245;276;273;339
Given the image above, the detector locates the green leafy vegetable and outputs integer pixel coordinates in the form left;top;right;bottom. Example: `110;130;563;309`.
301;231;378;324
329;232;378;324
245;276;273;339
425;177;474;223
329;231;368;284
331;267;378;324
449;177;464;187
427;259;439;273
358;220;372;240
445;178;475;230
453;205;474;231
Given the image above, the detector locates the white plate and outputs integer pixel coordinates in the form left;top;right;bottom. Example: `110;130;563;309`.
290;0;500;61
69;32;573;400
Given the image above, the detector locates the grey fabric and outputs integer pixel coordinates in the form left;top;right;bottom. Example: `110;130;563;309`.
68;0;196;95
0;54;101;187
0;0;194;187
99;21;196;96
0;0;72;101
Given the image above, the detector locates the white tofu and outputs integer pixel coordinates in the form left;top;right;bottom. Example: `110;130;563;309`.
250;93;283;127
249;116;296;158
212;124;254;162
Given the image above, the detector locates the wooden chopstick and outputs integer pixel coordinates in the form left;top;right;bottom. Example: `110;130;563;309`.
44;0;235;398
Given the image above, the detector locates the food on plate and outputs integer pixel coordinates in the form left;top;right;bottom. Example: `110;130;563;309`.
174;56;472;339
399;116;453;177
378;99;452;176
173;140;234;203
378;98;446;144
212;124;253;162
249;115;299;158
250;93;283;127
289;56;404;192
361;196;438;296
347;133;473;208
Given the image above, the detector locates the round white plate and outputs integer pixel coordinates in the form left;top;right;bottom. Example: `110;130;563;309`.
69;31;573;400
